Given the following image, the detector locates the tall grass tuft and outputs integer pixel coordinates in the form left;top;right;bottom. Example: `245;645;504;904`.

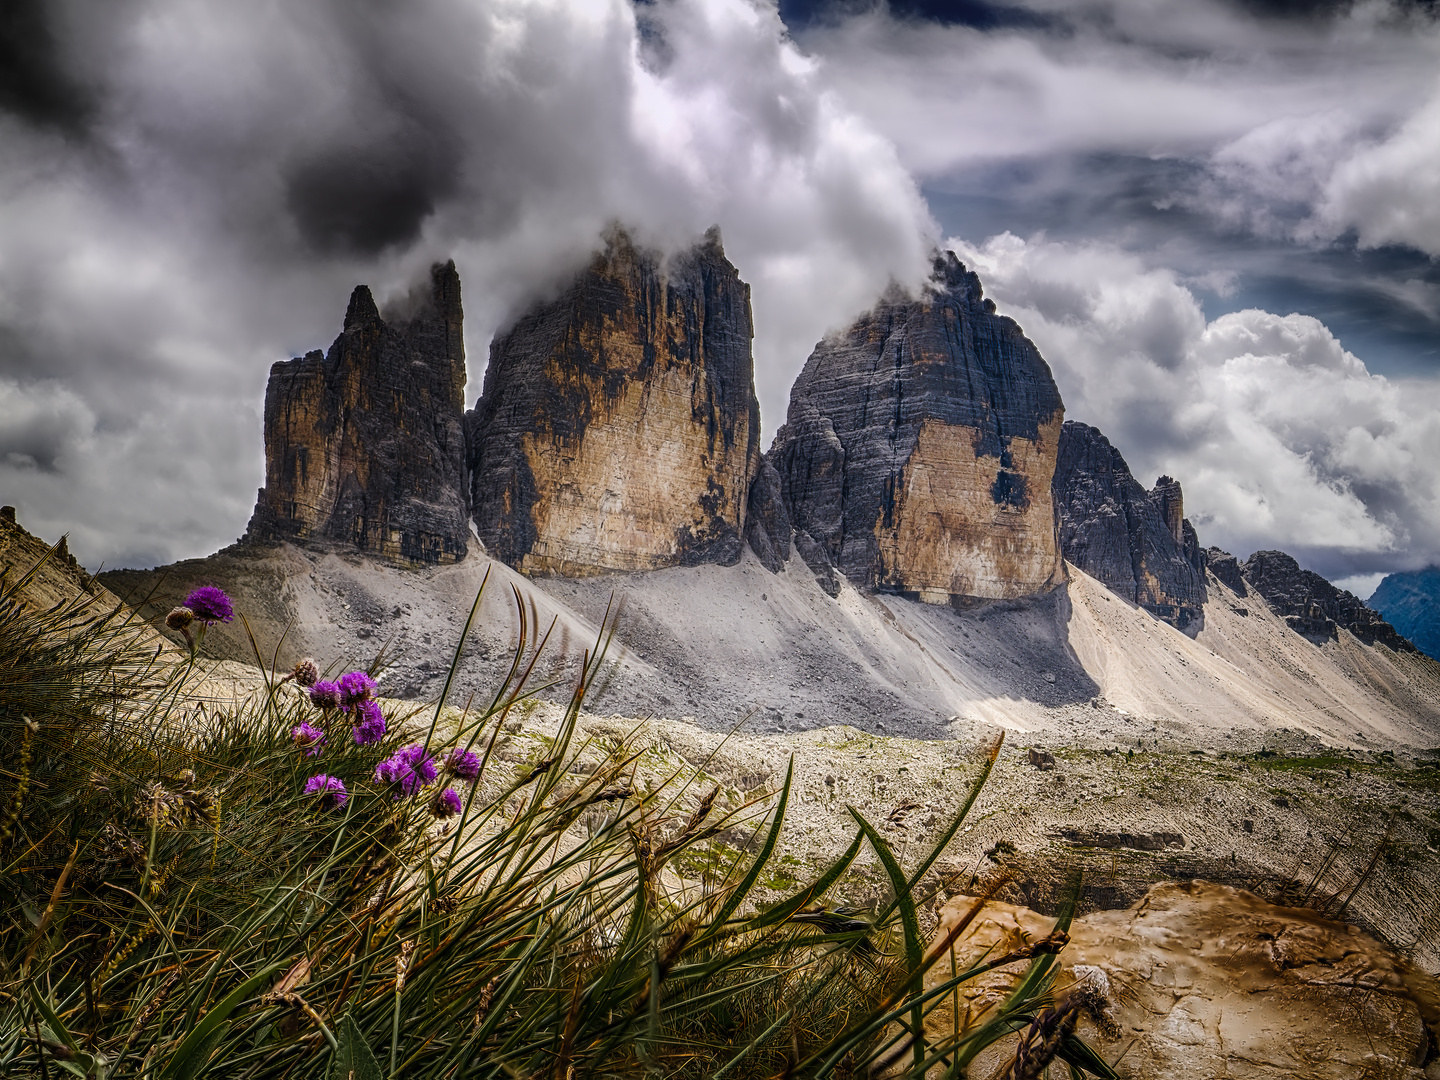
1;554;1117;1079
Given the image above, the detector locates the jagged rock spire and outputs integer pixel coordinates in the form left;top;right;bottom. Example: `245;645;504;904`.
244;261;469;564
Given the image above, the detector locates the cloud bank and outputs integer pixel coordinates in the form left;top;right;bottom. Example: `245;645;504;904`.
0;0;933;568
952;232;1440;584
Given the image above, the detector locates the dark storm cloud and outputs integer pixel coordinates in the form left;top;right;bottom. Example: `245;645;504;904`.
0;0;92;132
0;0;933;571
287;135;462;256
778;0;1054;30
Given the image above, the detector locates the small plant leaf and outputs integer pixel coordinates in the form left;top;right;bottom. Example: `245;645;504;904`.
332;1012;384;1080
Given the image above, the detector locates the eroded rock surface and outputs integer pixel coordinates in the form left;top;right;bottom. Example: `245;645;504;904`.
1242;549;1414;650
466;227;760;576
244;262;469;564
1053;421;1207;631
763;252;1066;603
931;882;1440;1080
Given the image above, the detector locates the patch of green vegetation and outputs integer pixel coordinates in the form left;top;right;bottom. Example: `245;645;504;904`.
1251;754;1353;773
1399;768;1440;793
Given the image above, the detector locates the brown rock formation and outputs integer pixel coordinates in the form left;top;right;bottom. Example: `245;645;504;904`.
931;883;1440;1080
244;261;469;564
761;252;1067;603
466;227;761;576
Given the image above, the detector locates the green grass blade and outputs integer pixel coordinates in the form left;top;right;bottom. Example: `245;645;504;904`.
157;961;284;1080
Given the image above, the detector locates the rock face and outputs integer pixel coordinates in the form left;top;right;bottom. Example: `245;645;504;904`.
1052;421;1207;631
1204;546;1247;596
1242;550;1414;650
244;262;469;564
761;252;1066;603
930;882;1440;1080
1370;567;1440;660
466;227;761;576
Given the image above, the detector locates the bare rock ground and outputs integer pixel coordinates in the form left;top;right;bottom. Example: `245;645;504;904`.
100;542;1440;749
930;882;1440;1079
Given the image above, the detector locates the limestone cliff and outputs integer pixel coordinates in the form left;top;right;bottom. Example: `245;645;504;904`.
1241;549;1415;651
1053;421;1207;631
466;227;761;576
244;261;469;564
760;252;1066;603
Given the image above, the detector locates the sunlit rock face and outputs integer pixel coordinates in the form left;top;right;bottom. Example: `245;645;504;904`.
933;882;1440;1080
466;227;761;576
244;262;469;565
764;252;1066;603
1053;421;1207;632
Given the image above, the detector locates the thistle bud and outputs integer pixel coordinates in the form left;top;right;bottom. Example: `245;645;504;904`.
291;657;320;688
165;606;195;631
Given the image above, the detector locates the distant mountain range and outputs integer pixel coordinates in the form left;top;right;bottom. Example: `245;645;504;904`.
1370;567;1440;661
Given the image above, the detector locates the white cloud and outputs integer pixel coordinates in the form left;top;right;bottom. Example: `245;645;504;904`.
799;0;1440;259
1311;78;1440;255
951;231;1440;578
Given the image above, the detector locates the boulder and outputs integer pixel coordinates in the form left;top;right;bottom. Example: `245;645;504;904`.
929;882;1440;1080
466;227;761;576
1053;421;1206;631
767;252;1067;603
244;261;469;565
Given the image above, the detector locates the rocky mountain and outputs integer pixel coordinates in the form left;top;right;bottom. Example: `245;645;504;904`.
244;261;469;564
466;227;760;576
1230;549;1414;651
756;252;1066;604
1370;566;1440;661
97;231;1440;747
1052;421;1206;632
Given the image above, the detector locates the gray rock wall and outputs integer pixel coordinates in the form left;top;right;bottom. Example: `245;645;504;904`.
1052;421;1206;631
761;252;1067;603
1242;550;1414;651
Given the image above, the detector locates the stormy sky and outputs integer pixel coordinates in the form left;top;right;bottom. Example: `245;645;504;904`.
2;0;1437;596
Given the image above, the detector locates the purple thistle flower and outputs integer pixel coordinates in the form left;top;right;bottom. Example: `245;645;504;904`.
446;747;482;784
432;787;463;819
290;721;327;757
337;670;378;711
399;743;438;786
374;743;437;798
352;699;387;746
308;680;342;710
183;586;234;625
374;752;417;796
303;773;348;810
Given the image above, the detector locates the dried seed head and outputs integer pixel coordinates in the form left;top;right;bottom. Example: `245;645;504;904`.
182;787;219;826
132;781;183;828
165;606;194;631
291;657;320;687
